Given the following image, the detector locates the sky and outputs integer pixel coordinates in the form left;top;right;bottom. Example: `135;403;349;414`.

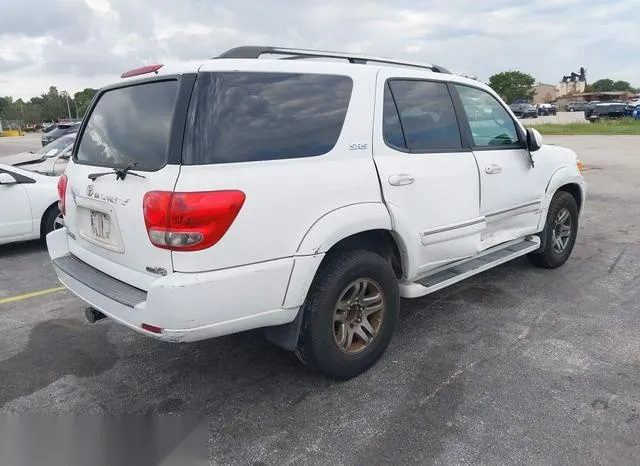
0;0;638;99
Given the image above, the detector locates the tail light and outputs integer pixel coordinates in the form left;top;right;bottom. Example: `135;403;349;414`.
143;190;245;251
57;175;68;216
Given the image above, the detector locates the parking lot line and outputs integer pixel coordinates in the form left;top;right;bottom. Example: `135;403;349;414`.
0;286;65;305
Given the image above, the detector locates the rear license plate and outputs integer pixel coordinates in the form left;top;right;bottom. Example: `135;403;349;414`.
90;211;111;240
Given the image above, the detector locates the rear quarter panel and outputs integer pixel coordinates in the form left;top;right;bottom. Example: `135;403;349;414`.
172;66;384;273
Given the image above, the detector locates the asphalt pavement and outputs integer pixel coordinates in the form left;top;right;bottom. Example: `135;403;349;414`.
0;133;639;465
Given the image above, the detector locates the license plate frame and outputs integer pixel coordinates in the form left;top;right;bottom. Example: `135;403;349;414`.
90;210;112;242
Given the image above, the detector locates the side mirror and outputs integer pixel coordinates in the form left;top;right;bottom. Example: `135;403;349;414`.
0;172;18;185
526;127;543;152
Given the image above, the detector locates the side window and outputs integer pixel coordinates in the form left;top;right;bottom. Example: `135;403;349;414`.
384;80;462;152
454;84;522;148
382;84;406;149
183;72;353;164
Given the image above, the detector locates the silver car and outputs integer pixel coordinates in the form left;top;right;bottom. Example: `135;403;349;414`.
4;132;76;176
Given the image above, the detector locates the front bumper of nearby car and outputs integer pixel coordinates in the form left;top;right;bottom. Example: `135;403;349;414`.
46;228;300;343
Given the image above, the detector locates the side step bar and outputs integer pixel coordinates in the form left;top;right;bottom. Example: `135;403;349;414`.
399;236;540;298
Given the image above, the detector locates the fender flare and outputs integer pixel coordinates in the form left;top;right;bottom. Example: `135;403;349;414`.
284;202;411;315
542;165;586;223
295;202;394;255
266;203;407;352
533;166;586;253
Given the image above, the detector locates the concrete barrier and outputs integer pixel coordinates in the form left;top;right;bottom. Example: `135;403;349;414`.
0;130;24;137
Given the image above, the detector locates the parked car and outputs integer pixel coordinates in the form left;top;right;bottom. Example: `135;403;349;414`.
566;101;589;112
585;103;627;122
4;133;76;176
47;46;586;379
623;103;640;117
0;164;63;246
41;122;81;147
509;103;539;118
537;103;557;116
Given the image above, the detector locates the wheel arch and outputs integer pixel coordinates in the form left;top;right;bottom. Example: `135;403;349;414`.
265;205;409;352
39;201;61;238
534;170;585;254
543;166;586;218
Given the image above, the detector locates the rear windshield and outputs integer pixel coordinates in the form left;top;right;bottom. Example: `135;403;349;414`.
182;72;353;164
75;80;179;171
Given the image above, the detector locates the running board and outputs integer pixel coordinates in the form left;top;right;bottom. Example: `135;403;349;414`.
399;236;540;298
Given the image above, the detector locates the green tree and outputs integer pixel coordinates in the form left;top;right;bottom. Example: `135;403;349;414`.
591;79;614;92
0;96;13;118
73;88;97;118
488;71;535;104
612;80;632;91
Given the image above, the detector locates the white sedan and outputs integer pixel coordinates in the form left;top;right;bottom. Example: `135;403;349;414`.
0;163;63;246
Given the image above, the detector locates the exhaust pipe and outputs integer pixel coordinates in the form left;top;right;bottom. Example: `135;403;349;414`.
85;307;106;324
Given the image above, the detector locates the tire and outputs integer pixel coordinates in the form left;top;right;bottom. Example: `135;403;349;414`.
295;250;400;380
41;204;64;239
527;191;579;269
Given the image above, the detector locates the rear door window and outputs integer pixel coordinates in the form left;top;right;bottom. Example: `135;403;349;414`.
75;80;179;171
384;80;463;152
182;72;353;164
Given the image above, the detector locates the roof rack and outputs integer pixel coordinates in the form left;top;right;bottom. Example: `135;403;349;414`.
215;46;451;74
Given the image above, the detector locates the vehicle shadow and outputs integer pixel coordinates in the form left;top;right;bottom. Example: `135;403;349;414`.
0;239;47;260
1;260;535;464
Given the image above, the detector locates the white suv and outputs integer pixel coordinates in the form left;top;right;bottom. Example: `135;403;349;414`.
47;46;586;379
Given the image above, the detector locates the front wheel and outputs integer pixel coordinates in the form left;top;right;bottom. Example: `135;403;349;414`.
295;250;400;380
527;191;579;269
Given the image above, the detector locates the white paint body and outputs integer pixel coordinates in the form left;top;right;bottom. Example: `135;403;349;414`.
46;56;586;343
0;164;61;245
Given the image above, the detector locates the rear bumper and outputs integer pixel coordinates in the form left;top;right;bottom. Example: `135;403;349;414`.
47;229;300;343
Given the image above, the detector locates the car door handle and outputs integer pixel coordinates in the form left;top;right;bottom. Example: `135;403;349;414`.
485;164;503;175
388;174;415;186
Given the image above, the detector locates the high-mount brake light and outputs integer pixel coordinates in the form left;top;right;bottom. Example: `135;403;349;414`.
120;64;164;79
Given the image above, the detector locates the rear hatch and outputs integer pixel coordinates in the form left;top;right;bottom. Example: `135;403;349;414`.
62;75;194;290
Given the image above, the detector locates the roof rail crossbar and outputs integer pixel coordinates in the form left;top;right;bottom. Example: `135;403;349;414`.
215;46;450;73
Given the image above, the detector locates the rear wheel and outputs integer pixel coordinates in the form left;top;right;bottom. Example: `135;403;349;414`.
41;204;64;238
527;191;579;269
295;250;399;380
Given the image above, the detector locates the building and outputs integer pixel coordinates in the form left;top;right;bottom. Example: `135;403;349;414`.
557;80;586;97
556;67;587;97
532;83;558;104
555;91;635;109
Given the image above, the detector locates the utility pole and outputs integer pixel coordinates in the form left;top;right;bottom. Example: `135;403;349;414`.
64;92;72;120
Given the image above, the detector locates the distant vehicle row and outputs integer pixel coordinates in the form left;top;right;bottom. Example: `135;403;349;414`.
508;102;557;118
41;122;81;146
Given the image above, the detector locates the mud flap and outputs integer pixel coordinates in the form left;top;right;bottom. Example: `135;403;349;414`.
262;308;304;351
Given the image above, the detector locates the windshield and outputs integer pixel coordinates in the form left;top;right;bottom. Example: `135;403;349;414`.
36;134;75;157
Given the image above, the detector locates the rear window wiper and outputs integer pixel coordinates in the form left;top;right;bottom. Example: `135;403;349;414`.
88;163;147;181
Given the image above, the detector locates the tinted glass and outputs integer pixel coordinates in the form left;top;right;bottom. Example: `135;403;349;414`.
75;80;178;170
455;84;521;148
183;72;353;164
382;84;406;148
386;80;462;151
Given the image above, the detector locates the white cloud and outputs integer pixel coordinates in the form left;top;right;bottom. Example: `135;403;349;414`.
0;0;638;98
